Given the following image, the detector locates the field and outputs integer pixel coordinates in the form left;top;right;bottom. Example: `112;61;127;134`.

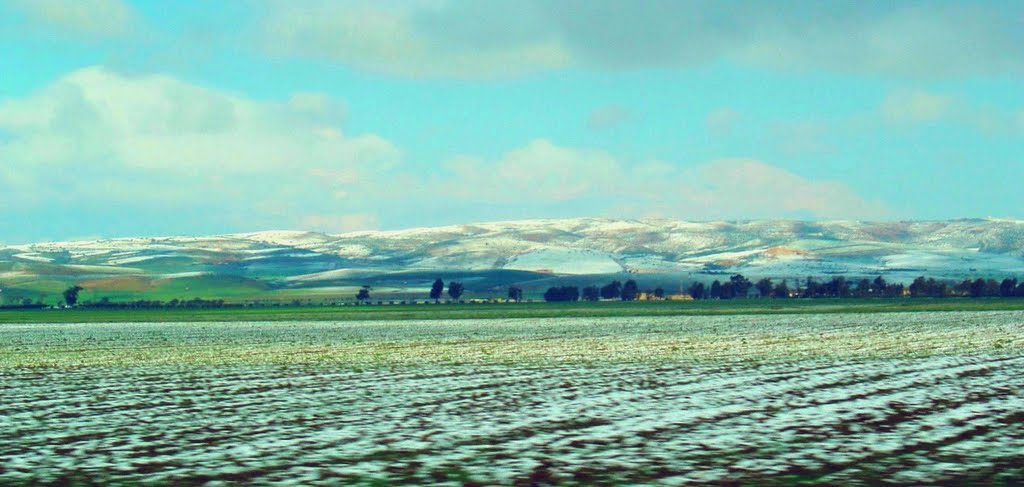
6;297;1024;324
2;311;1023;484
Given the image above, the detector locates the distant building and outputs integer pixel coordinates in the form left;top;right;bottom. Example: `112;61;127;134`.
666;294;694;301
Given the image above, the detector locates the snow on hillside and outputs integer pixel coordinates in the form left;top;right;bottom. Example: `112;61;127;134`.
4;218;1024;281
505;248;622;274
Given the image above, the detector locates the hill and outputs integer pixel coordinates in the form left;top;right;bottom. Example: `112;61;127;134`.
3;218;1024;304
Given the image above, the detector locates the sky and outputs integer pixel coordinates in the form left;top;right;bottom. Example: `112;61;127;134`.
1;0;1023;243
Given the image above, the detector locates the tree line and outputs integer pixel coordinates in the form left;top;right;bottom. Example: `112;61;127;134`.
24;274;1024;310
77;297;230;309
539;274;1024;302
542;279;666;302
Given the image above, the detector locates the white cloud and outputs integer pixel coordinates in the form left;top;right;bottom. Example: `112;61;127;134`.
439;139;621;202
435;140;886;220
689;159;887;219
0;67;398;171
7;0;136;37
0;67;400;229
1;67;890;238
287;92;348;125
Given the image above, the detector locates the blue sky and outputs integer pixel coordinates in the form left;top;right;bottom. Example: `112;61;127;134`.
1;0;1023;242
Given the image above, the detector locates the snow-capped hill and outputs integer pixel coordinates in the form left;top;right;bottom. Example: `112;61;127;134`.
3;218;1024;293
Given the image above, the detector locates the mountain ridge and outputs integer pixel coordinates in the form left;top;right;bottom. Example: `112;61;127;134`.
3;218;1024;303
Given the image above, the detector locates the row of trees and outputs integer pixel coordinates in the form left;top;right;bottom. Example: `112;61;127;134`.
38;274;1024;309
80;297;229;309
543;280;668;302
356;279;468;303
428;279;464;302
911;277;1024;298
541;274;1024;303
683;275;906;299
543;286;580;302
686;275;907;299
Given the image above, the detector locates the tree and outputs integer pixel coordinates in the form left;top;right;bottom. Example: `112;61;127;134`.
430;279;445;302
871;276;887;296
709;280;722;299
653;287;665;298
720;281;736;299
910;276;948;298
909;276;926;297
507;286;523;302
62;285;83;307
621;280;640;301
827;276;850;298
581;285;601;301
772;280;790;299
969;278;987;298
729;274;752;298
986;279;1000;297
600;281;622;300
355;285;371;302
1000;278;1018;298
448;281;464;301
755;278;773;298
802;277;819;298
854;278;871;298
544;286;579;302
955;279;973;297
687;282;706;300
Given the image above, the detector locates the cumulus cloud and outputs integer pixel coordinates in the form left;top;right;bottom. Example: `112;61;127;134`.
0;67;400;230
1;67;890;239
436;140;886;220
287;92;348;126
256;0;1024;79
688;159;887;219
6;0;136;37
439;139;621;202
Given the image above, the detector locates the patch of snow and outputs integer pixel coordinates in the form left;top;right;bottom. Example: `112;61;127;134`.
13;253;52;263
160;272;209;279
505;248;623;274
108;254;177;265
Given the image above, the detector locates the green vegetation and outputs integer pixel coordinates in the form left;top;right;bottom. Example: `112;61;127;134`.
4;298;1024;324
355;285;372;302
447;281;464;301
430;279;444;302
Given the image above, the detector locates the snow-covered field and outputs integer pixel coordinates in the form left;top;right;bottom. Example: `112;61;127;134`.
2;312;1023;484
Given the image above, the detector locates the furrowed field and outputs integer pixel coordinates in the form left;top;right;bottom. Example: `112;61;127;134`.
2;312;1023;485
